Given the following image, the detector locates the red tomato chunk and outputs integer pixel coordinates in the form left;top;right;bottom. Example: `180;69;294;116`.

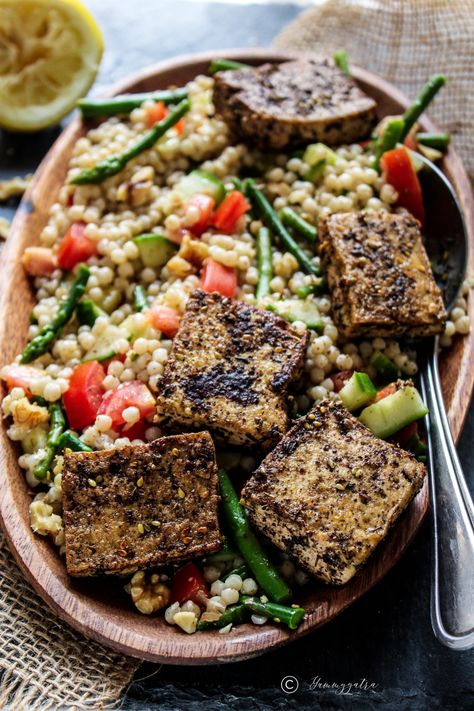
97;380;155;428
211;191;250;234
201;258;237;298
170;562;209;605
380;147;425;225
57;221;98;270
63;361;105;430
148;305;181;338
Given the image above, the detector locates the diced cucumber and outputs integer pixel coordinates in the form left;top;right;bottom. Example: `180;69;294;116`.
407;432;428;461
267;299;324;332
303;143;338;182
134;233;178;268
82;323;127;362
22;426;48;454
371;352;400;382
76;299;106;327
339;372;377;411
120;313;157;341
359;385;428;439
174;169;226;204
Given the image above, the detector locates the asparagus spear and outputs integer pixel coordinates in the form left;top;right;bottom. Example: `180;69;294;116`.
218;468;292;604
70;98;191;185
400;74;446;140
209;58;250;75
333;49;350;75
280;207;317;243
255;226;273;301
244;179;321;277
133;284;148;312
372;117;405;171
243;598;305;630
78;89;188;118
33;404;66;480
58;430;94;453
416;132;450;151
21;264;90;363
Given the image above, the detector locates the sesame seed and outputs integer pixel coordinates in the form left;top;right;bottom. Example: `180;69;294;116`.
172;448;179;456
151;520;161;527
88;478;97;488
335;483;346;491
137;523;144;534
137;477;144;487
177;487;185;498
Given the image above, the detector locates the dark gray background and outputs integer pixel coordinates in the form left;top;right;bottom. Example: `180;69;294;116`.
1;2;472;709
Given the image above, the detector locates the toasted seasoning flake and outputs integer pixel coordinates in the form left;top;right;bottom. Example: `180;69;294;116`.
177;487;185;498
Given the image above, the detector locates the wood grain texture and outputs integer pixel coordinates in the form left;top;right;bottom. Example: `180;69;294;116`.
0;50;472;665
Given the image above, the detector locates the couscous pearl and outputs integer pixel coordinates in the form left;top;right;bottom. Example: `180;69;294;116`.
96;414;113;432
224;574;243;591
210;580;225;596
241;578;258;595
122;406;140;424
220;588;239;605
43;382;61;402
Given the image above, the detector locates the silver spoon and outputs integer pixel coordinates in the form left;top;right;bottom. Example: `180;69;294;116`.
416;154;474;649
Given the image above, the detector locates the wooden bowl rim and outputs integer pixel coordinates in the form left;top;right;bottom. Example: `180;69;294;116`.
0;48;472;665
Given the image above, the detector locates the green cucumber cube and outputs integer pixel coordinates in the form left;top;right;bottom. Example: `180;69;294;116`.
134;233;178;268
174;169;225;204
339;371;376;411
359;385;428;439
267;299;324;332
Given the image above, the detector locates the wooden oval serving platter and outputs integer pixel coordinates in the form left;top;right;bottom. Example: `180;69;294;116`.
0;50;473;665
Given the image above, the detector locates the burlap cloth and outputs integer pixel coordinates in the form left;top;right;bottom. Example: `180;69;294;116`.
1;1;473;708
274;0;474;180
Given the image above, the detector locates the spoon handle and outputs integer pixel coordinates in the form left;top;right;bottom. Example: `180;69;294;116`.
420;337;474;649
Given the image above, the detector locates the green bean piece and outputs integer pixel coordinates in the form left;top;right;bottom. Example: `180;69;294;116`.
255;226;273;301
218;468;292;603
196;602;250;631
295;278;327;299
416;132;451;151
76;299;104;327
21;264;90;363
372;118;405;171
33;404;66;480
400;74;446;141
101;288;122;314
77;89;189;118
133;284;148;312
70;99;191;185
209;58;250;75
333;49;350;75
244;179;321;277
280;207;317;243
205;536;238;563
58;430;94;453
243;598;305;630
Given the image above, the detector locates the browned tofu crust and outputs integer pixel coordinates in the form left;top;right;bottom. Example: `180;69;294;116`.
242;400;426;585
155;289;308;449
213;58;377;150
319;211;447;338
62;432;221;576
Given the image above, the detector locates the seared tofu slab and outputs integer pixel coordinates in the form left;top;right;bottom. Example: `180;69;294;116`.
213;58;377;150
319;211;447;338
242;400;426;585
62;432;221;576
155;289;308;449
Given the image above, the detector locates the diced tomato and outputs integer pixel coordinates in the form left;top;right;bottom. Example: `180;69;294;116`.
380;147;425;225
211;191;250;234
374;382;397;402
97;380;155;428
121;418;148;441
0;364;45;397
174;117;186;135
388;421;418;447
165;227;189;246
57;221;98;270
22;247;57;276
201;258;237;298
63;361;105;430
144;101;167;128
186;194;215;237
359;139;372;149
148;305;181;337
330;369;354;393
170;562;209;606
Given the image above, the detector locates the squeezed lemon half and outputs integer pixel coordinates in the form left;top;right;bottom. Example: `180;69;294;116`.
0;0;103;131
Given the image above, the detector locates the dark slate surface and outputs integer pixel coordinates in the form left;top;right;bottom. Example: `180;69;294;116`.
1;1;473;708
